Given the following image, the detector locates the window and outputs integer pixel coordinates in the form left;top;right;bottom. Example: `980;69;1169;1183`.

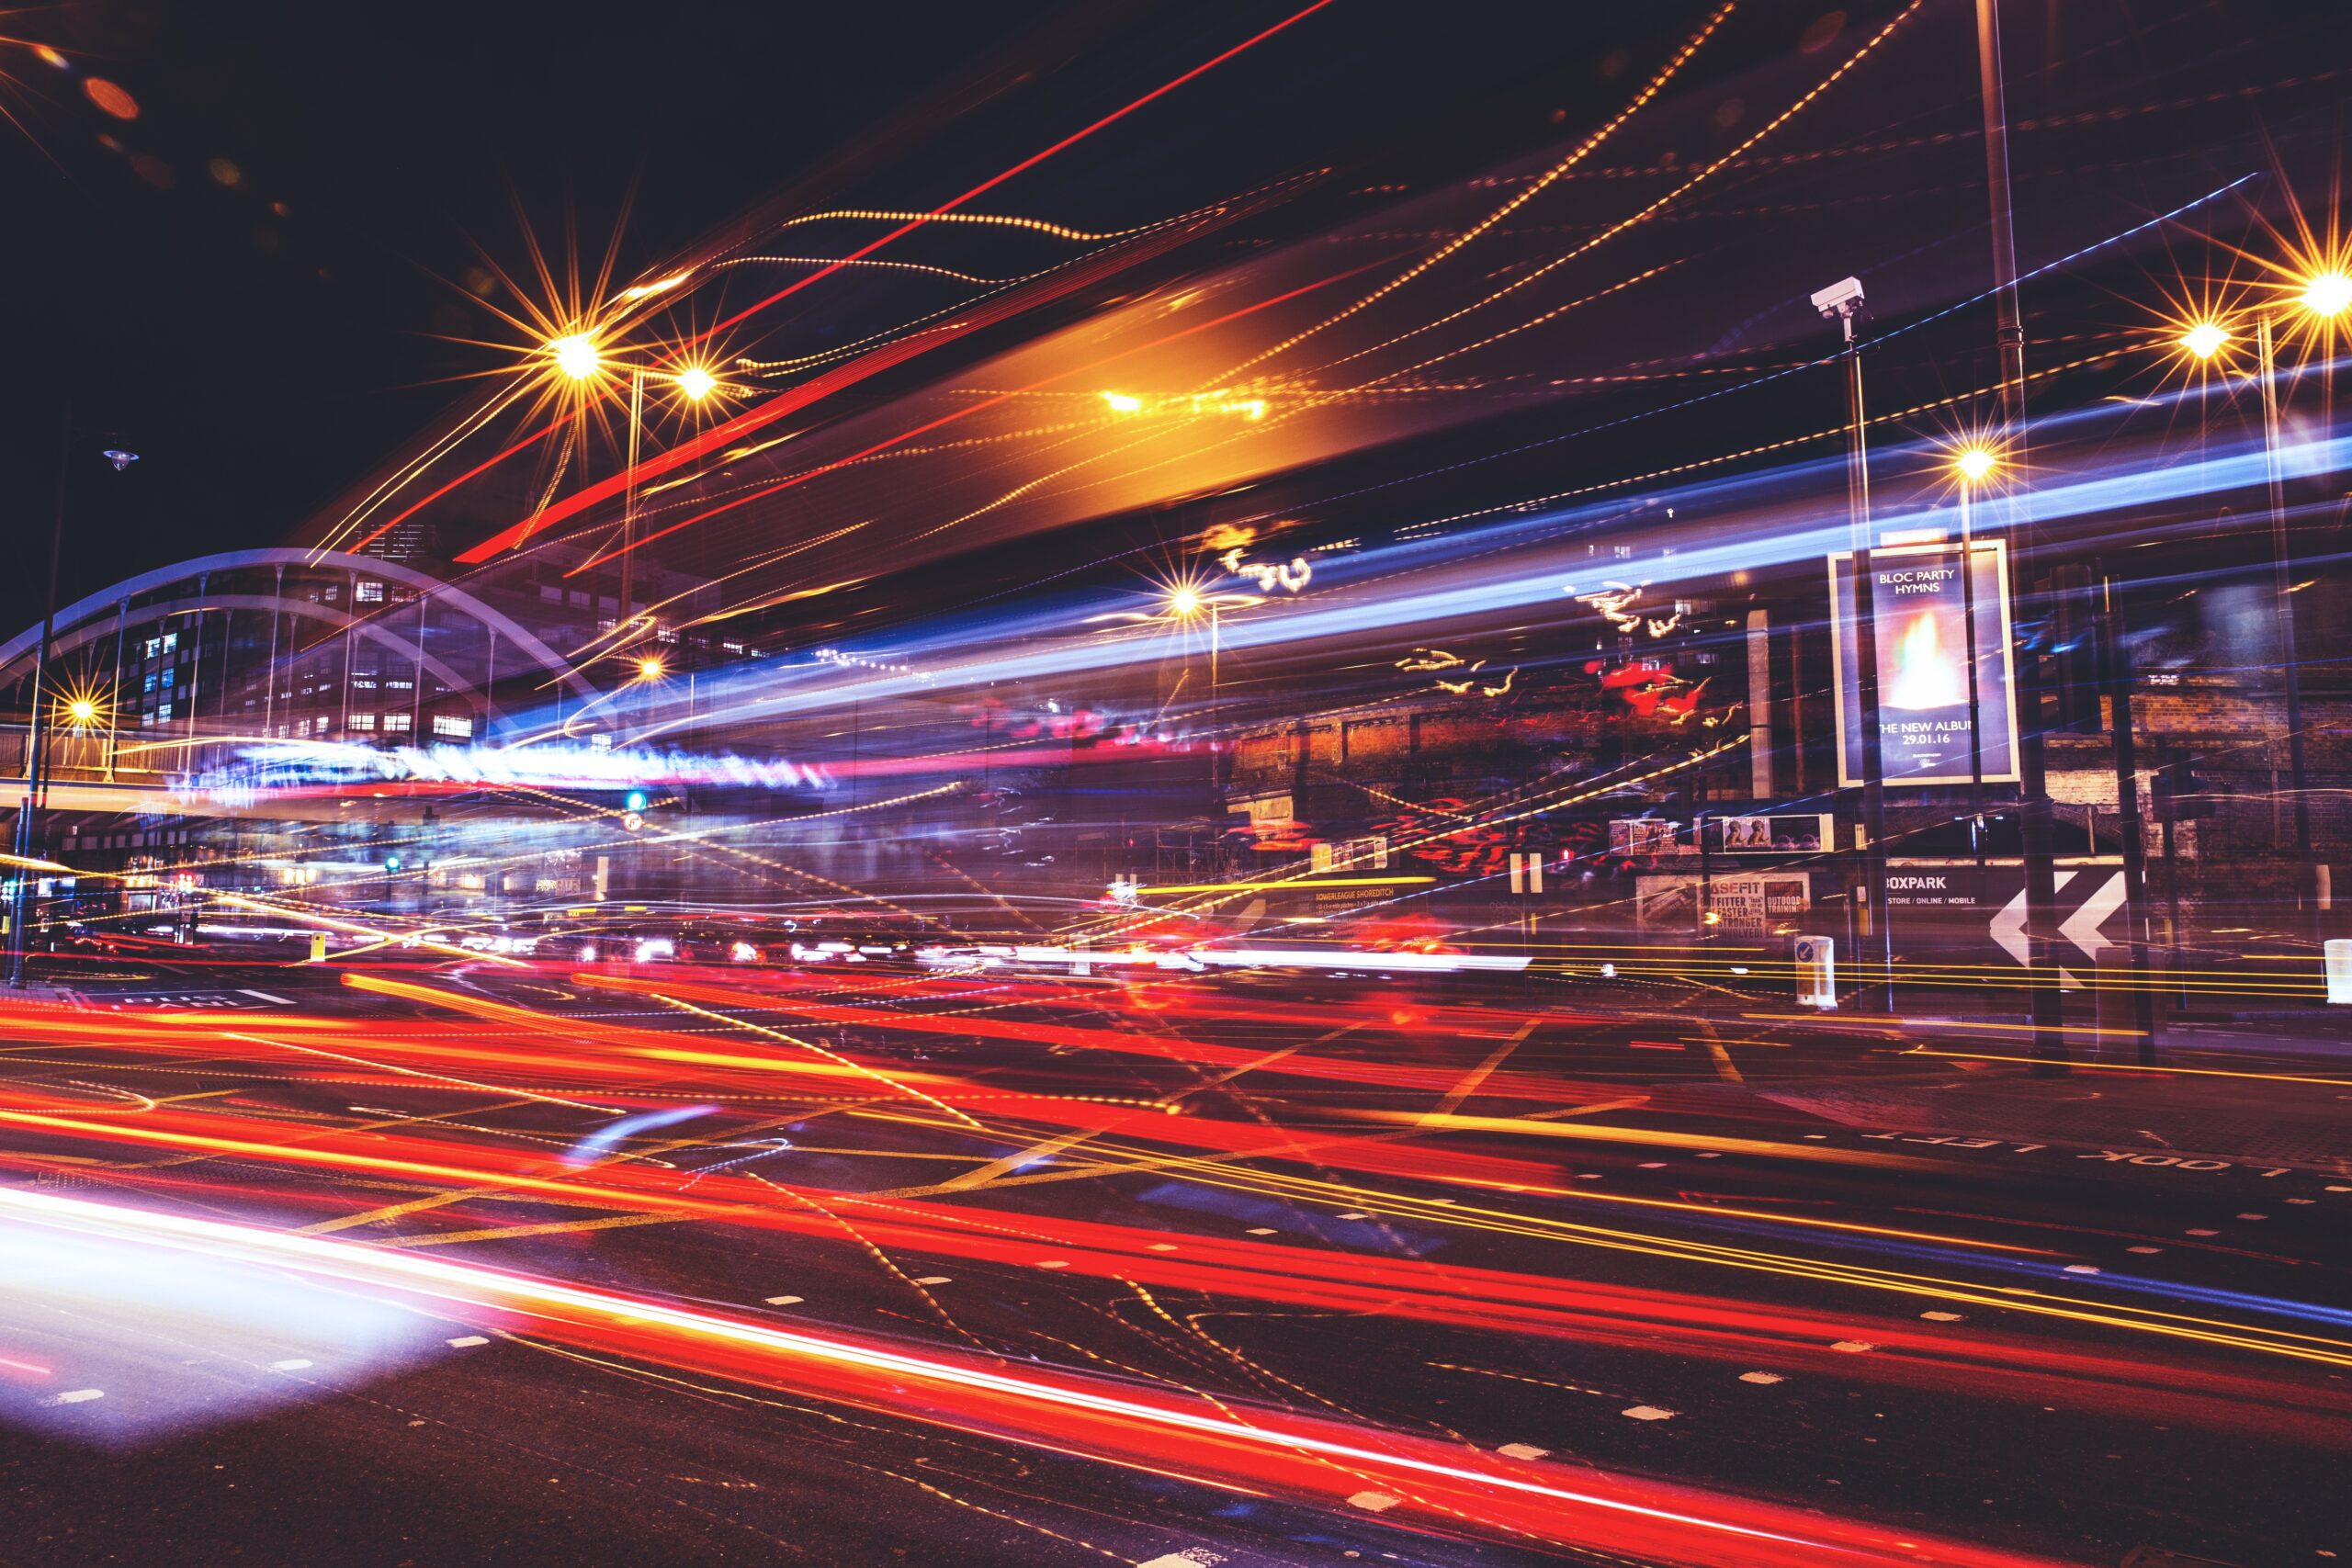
352;677;376;690
541;585;563;603
141;709;155;727
386;678;413;692
155;703;172;722
431;714;473;739
380;712;412;734
348;713;375;731
312;716;331;733
141;674;156;694
143;637;161;660
161;633;177;654
159;668;175;688
356;581;384;604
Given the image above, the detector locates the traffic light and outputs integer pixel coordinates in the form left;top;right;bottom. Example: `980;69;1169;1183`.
2150;749;2216;824
383;853;403;874
624;790;650;814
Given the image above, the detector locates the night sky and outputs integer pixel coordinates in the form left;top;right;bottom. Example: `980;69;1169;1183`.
0;0;1069;630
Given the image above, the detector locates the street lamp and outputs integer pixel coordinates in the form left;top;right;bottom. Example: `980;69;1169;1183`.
673;365;718;402
637;655;664;682
548;333;602;382
2167;265;2350;931
8;422;137;988
1947;444;2001;878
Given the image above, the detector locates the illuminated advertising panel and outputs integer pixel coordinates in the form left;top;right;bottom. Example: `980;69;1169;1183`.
1828;540;2018;788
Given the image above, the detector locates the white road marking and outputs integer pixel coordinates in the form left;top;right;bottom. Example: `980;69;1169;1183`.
912;1276;952;1286
1621;1405;1676;1421
446;1336;489;1348
1919;1312;1963;1322
1246;1227;1277;1235
1496;1443;1550;1461
1035;1259;1069;1269
1136;1551;1226;1568
2235;1213;2267;1221
237;990;293;1005
1147;1243;1179;1252
1829;1340;1875;1353
2187;1228;2219;1235
1348;1490;1401;1512
1738;1371;1784;1384
2063;1265;2100;1275
269;1359;314;1371
49;1389;103;1405
763;1295;804;1307
2127;1246;2163;1254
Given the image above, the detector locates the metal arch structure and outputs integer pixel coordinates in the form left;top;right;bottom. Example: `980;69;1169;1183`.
0;547;597;699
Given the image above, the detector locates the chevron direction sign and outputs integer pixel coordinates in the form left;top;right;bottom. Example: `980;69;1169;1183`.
1883;857;2128;967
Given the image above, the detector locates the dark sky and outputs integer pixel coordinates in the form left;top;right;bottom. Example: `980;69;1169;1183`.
0;0;1072;630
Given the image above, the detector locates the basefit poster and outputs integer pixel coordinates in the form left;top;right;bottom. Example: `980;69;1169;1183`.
1829;539;2019;788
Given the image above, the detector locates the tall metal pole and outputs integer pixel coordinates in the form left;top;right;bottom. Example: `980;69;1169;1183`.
1839;312;1896;1010
1957;483;1987;886
1976;0;2067;1071
6;403;73;987
620;367;642;654
2253;311;2316;932
2095;570;2158;1064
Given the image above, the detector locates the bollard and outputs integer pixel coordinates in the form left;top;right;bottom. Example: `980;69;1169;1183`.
2090;950;2144;1058
2326;939;2352;1005
308;932;328;964
1794;937;1837;1009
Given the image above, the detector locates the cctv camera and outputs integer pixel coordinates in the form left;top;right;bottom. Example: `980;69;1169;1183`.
1810;276;1864;317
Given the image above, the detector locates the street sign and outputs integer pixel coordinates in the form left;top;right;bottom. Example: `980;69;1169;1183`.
1883;857;2126;966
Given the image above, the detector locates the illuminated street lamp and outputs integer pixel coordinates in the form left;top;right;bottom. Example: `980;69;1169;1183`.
64;698;96;727
1160;579;1256;707
1947;443;2002;874
2165;266;2351;923
637;655;665;682
674;365;718;402
548;333;602;382
2178;319;2230;363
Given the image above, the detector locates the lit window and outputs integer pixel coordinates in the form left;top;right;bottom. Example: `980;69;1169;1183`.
431;714;473;739
381;713;412;733
356;581;384;604
141;674;156;694
386;679;413;691
312;716;331;733
541;585;563;603
156;703;172;722
143;637;161;659
348;713;376;731
159;668;174;688
352;678;376;690
141;709;155;727
161;633;177;653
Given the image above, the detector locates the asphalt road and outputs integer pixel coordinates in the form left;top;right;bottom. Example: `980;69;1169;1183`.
0;953;2344;1567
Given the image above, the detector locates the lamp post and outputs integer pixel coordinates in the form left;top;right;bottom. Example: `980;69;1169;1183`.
1951;446;1997;885
7;414;136;988
1973;0;2074;1069
548;333;721;663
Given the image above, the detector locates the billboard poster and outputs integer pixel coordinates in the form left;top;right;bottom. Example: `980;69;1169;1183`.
1829;540;2019;788
1634;873;1812;936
